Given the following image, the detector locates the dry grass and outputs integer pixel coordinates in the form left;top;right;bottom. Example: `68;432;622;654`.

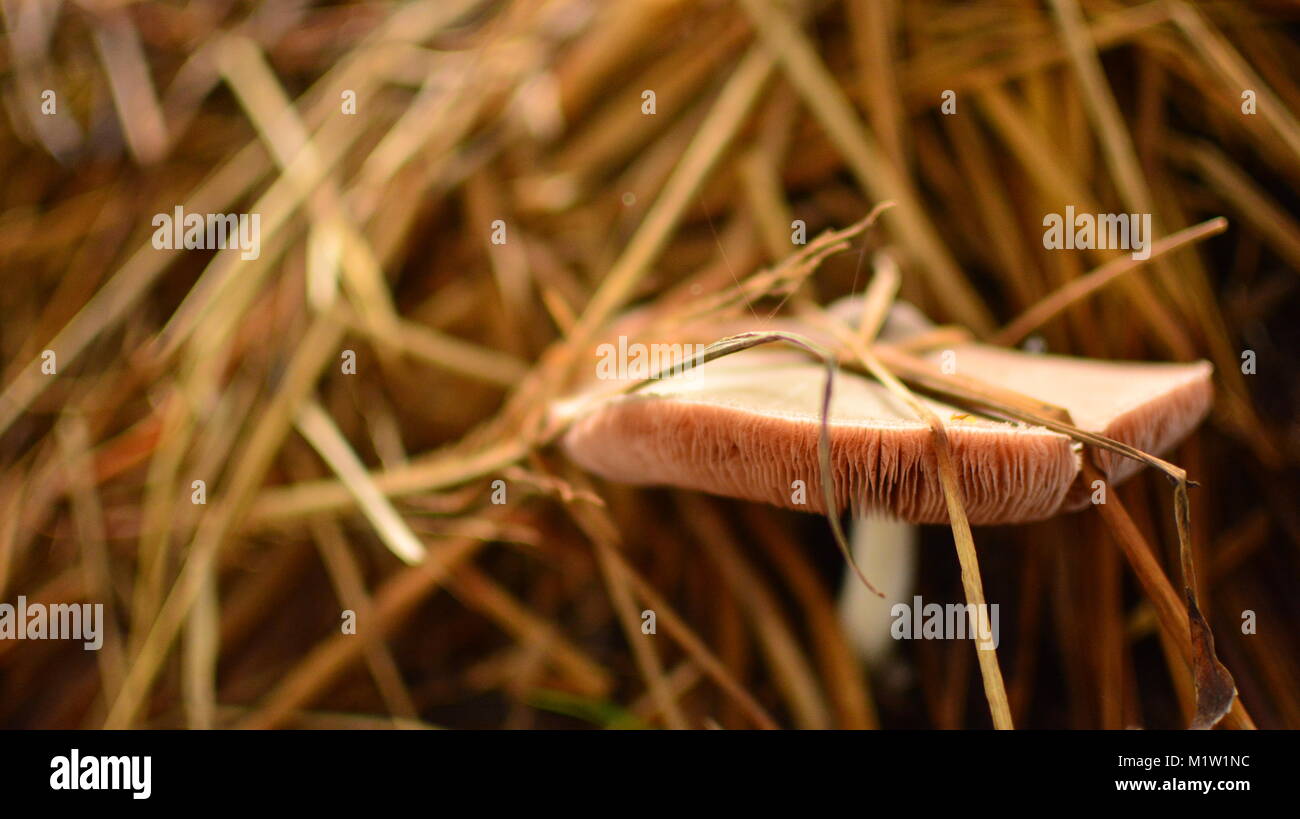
1;0;1298;729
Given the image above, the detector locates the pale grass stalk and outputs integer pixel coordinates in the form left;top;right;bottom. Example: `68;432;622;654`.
994;217;1229;345
244;437;531;527
91;10;167;164
104;313;347;728
182;571;218;730
216;35;399;336
565;45;777;356
293;400;427;566
56;416;128;711
812;307;1014;730
1169;1;1300;166
974;85;1195;358
337;307;529;388
0;2;471;440
738;0;995;334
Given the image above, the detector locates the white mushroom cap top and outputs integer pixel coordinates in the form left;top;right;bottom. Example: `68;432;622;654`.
559;302;1213;525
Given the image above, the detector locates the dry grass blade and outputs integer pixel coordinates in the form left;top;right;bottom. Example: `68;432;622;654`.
245;437;532;526
1174;483;1238;730
560;480;780;730
748;507;878;729
663;203;893;327
681;494;833;729
336;308;529;388
55;415;128;708
0;2;473;440
564;46;777;356
1168;1;1300;165
293;400;427;565
304;512;421;725
588;526;687;727
105;312;347;728
810;306;1014;730
738;0;995;334
216;35;398;335
239;536;485;730
994;217;1229;346
1081;462;1251;730
91;10;168;164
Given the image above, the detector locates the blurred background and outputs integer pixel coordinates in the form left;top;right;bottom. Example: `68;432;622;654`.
0;0;1297;729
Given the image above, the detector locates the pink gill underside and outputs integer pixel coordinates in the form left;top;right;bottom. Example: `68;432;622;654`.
561;342;1213;525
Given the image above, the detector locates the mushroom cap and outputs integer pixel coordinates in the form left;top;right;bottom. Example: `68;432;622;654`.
559;304;1213;525
924;344;1212;512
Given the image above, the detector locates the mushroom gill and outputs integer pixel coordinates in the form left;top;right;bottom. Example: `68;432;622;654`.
558;304;1213;525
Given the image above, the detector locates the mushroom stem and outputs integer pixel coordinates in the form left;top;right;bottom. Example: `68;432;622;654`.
838;516;918;667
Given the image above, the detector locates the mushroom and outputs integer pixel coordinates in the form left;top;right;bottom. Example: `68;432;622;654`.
555;298;1214;666
557;300;1213;525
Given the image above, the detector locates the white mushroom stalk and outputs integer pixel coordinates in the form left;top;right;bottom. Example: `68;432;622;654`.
839;515;918;667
